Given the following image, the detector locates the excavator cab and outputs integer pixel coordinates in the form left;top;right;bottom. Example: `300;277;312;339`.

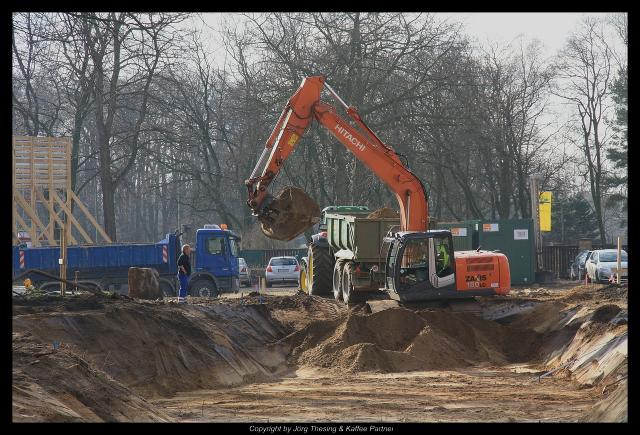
383;231;458;302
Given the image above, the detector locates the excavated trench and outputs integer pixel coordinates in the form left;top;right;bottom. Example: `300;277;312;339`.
12;284;627;422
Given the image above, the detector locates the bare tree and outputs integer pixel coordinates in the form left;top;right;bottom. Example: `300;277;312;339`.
75;12;189;241
12;13;64;136
554;16;614;244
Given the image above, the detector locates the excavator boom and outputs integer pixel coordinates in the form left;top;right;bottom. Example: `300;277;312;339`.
246;76;428;240
246;74;511;302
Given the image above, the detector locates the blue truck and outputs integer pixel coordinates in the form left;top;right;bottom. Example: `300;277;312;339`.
12;224;241;297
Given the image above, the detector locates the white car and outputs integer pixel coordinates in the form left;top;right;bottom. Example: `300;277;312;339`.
265;256;300;287
585;249;628;283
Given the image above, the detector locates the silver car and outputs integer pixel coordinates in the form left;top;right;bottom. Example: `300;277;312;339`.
238;257;251;287
585;249;628;283
265;256;300;287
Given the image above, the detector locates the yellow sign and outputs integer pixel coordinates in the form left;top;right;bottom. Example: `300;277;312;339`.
539;191;552;204
539;191;551;231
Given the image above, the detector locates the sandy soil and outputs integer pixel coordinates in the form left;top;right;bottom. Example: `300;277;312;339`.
12;280;627;422
153;366;600;422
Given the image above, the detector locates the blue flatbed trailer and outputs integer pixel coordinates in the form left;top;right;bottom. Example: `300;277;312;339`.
12;226;241;297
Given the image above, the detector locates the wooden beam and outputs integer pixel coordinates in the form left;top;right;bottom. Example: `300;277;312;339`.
34;187;79;245
14;212;29;242
69;190;112;243
14;191;56;245
50;190;94;245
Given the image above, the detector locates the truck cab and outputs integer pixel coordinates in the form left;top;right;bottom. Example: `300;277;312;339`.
190;224;241;297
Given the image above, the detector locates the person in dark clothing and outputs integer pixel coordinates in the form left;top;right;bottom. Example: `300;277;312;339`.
177;244;191;303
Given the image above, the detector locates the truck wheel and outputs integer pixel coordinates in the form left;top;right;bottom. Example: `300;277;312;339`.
333;260;345;301
307;243;333;296
189;279;219;298
341;262;354;305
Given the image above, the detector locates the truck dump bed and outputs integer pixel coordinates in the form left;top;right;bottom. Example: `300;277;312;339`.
325;213;400;262
13;235;177;279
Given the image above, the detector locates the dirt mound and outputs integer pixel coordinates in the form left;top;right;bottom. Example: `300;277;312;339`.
229;292;346;333
12;331;170;422
284;307;543;373
584;380;628;422
13;295;290;398
367;207;400;219
559;284;627;307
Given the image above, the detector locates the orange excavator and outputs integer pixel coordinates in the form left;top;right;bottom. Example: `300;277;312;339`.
246;75;510;303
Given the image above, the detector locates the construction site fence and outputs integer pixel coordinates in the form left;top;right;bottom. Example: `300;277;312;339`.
542;244;628;278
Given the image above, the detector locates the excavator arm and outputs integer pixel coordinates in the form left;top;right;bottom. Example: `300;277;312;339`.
246;75;428;240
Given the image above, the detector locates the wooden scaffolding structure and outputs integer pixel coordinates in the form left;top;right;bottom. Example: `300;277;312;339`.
13;136;112;248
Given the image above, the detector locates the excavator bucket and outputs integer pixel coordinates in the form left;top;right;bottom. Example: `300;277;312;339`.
258;186;321;241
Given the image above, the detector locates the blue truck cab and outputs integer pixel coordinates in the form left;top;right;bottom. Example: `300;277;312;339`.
12;224;241;298
189;224;241;297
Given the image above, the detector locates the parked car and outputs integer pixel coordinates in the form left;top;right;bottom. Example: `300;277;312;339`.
569;250;591;281
265;256;300;287
585;249;628;283
238;257;251;287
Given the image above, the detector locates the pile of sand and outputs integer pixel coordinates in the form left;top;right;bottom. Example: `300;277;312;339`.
282;307;542;373
240;293;347;333
367;207;400;219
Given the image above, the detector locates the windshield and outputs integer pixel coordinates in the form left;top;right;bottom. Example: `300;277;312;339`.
229;238;239;257
399;239;429;286
599;252;628;262
271;258;297;266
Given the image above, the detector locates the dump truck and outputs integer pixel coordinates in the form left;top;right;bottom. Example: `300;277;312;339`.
12;225;241;297
325;212;401;303
245;75;511;304
300;206;374;295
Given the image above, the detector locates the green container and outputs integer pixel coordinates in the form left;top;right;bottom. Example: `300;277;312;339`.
436;220;480;251
319;206;371;230
477;219;535;285
325;213;400;263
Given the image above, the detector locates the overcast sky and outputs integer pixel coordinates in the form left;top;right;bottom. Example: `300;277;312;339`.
196;12;619;60
444;12;607;54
